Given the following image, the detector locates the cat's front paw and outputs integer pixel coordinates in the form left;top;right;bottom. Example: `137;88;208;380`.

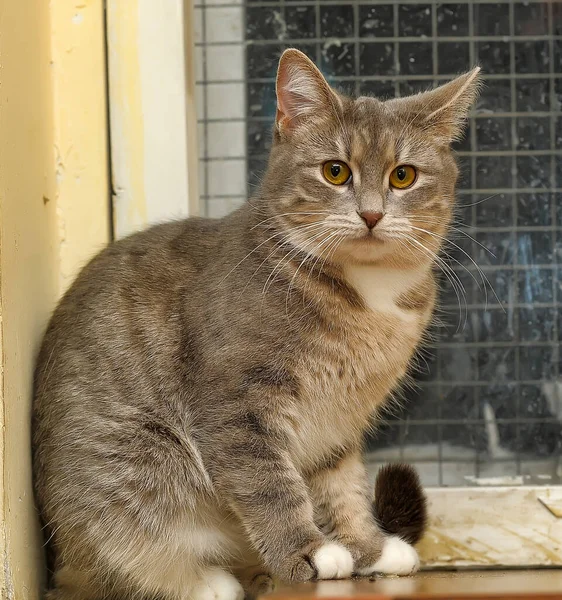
356;537;419;576
313;542;354;580
191;568;245;600
276;541;354;582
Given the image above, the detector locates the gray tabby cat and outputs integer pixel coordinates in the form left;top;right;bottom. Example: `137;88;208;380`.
33;49;480;600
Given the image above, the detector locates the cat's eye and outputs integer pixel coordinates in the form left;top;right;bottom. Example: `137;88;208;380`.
389;165;417;189
323;161;352;186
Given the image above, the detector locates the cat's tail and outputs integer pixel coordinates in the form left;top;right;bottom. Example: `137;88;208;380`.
372;463;428;545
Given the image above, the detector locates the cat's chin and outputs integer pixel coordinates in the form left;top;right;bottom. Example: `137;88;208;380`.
350;228;394;246
356;230;396;248
336;236;395;265
362;234;385;245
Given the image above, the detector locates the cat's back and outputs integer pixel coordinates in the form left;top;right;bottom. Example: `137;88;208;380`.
69;216;222;308
38;215;224;347
33;215;231;442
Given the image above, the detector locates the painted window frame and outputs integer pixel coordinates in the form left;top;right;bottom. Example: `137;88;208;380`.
106;0;200;240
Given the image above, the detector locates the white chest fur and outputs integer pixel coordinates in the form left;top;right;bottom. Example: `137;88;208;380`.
343;264;423;321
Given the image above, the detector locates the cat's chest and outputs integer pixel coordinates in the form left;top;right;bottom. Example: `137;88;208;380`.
343;264;422;323
288;266;431;471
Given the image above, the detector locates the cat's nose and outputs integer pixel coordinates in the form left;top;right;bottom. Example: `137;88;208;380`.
358;211;383;229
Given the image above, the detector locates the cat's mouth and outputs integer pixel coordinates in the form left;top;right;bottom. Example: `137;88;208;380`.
358;229;386;244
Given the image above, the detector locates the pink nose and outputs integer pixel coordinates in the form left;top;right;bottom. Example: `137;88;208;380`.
359;211;383;229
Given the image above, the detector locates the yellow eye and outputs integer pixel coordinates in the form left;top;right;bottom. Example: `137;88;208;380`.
389;165;417;189
323;161;352;185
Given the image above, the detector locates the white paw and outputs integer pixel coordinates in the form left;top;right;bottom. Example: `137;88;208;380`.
357;537;419;576
313;542;354;580
192;568;244;600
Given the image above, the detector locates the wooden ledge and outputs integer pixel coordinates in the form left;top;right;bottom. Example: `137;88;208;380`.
264;570;562;600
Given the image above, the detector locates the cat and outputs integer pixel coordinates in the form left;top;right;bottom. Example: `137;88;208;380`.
33;48;479;600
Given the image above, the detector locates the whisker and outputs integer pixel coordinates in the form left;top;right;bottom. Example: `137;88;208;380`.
410;230;486;304
285;231;341;316
447;226;496;258
262;227;331;298
403;214;496;259
408;224;503;310
242;222;330;293
456;192;500;208
298;233;346;316
259;227;333;321
301;232;346;316
249;211;331;231
309;230;343;282
312;236;345;284
388;232;468;332
220;221;329;284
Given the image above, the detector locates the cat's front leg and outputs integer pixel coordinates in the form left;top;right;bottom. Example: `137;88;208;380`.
308;451;419;576
207;412;354;584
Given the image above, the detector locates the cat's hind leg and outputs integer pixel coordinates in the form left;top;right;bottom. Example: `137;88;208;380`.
45;565;113;600
97;523;244;600
45;507;247;600
46;563;246;600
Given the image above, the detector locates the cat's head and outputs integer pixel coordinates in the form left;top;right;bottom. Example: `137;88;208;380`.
260;49;481;269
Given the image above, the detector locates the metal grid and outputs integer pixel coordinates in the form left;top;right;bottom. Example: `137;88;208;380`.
195;0;562;486
195;0;248;217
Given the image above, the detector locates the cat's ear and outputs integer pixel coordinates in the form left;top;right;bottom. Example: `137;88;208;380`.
401;67;482;143
275;49;340;134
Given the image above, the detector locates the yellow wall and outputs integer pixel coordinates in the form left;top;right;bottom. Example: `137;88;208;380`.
0;0;109;597
51;0;111;291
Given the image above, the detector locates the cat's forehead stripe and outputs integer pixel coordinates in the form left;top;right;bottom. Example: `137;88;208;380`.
349;123;396;170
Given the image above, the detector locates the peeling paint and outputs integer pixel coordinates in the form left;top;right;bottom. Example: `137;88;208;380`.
2;1;62;594
419;528;496;566
416;487;562;568
4;554;14;600
107;0;195;238
538;491;562;519
54;145;65;186
51;0;110;291
107;0;148;238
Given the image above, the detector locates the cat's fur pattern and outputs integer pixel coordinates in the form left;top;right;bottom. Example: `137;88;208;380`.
33;49;480;600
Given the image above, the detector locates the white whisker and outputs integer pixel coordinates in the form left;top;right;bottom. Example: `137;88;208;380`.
408;224;503;310
262;226;332;298
242;222;330;293
221;221;329;284
285;231;341;316
456;193;500;208
386;232;468;332
249;211;331;231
